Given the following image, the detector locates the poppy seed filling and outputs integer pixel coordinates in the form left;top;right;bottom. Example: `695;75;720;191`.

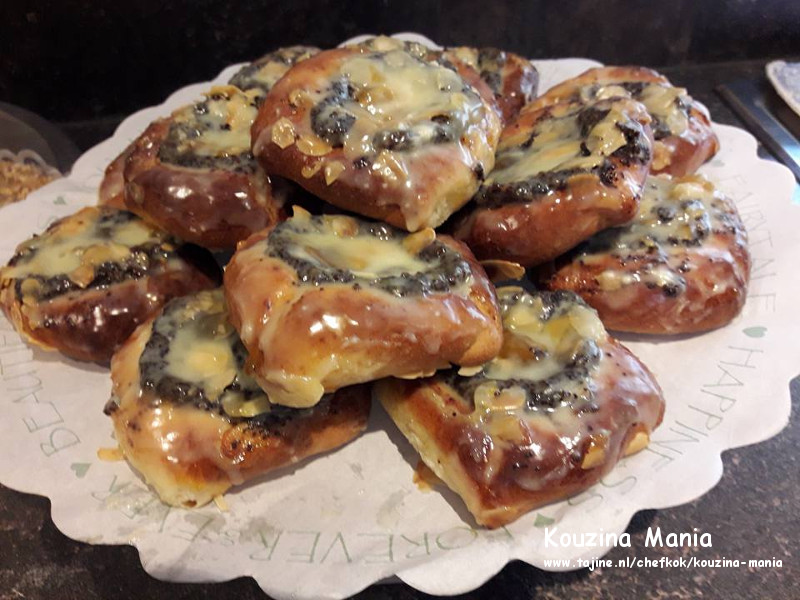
266;217;473;297
136;293;308;427
449;290;603;414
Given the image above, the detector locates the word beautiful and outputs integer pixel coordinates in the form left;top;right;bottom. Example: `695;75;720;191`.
544;527;712;549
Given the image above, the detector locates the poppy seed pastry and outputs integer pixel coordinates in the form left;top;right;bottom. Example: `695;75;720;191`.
224;209;503;409
377;287;665;528
526;66;718;176
107;289;371;508
455;97;654;267
0;206;219;362
540;174;750;333
123;85;281;250
440;46;538;124
228;45;321;101
251;44;502;231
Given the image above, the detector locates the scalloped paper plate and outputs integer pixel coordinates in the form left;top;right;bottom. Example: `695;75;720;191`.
1;33;798;599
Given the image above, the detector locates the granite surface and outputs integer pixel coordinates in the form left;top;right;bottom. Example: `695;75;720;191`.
0;61;798;600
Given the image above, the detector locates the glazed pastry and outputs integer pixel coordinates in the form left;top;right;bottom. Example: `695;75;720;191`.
0;206;218;362
527;66;718;176
224;210;503;408
251;43;502;231
441;46;538;123
455;97;653;267
123;85;280;250
540;174;750;333
228;45;320;102
348;36;533;122
377;287;665;528
107;289;370;508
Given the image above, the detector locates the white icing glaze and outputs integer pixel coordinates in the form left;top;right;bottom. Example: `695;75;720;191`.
580;174;738;297
488;100;639;186
3;207;169;284
171;86;261;158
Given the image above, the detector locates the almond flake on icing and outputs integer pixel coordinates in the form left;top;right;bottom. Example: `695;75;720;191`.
324;161;346;185
296;136;333;157
271;118;297;149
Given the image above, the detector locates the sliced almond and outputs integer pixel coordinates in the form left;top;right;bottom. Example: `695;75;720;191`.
457;365;484;377
395;369;437;380
402;228;435;255
213;494;229;512
19;279;42;304
271;117;297;149
624;430;650;457
480;259;525;282
69;265;95;287
207;85;239;100
324;161;346;185
329;215;359;237
292;205;312;220
371;150;408;183
296;135;332;157
97;446;125;462
581;435;608;470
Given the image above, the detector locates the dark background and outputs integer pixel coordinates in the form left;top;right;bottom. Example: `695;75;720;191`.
1;0;799;125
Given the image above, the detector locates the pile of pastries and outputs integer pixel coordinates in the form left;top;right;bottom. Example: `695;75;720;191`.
0;37;749;528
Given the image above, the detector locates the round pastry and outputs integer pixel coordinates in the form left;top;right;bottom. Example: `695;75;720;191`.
540;174;750;334
251;44;503;231
107;289;371;508
454;97;654;267
376;287;665;528
224;209;503;409
0;206;219;362
527;66;718;176
440;46;538;124
228;45;320;101
123;85;280;250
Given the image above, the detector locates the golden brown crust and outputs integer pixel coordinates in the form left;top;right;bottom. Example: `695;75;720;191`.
528;66;718;177
109;316;370;508
251;46;502;231
378;335;664;528
540;175;750;334
98;143;135;209
223;215;503;408
455;98;653;267
124;118;279;250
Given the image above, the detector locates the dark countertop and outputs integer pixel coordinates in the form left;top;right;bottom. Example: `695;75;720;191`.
1;60;798;600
